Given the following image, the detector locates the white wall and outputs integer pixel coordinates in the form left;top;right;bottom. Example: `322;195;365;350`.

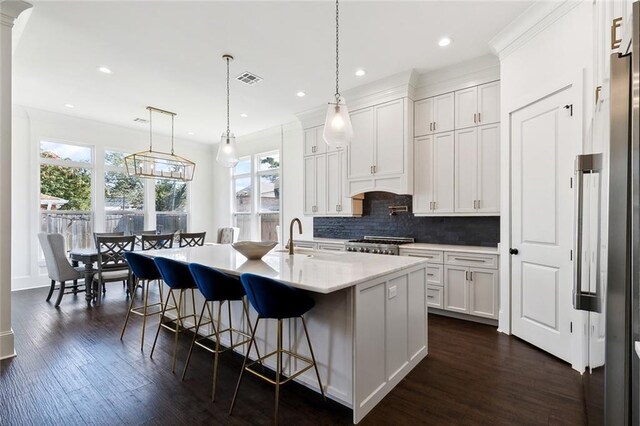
11;106;215;290
496;2;593;369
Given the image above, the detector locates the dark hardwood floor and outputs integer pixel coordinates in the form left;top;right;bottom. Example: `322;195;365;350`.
1;287;586;425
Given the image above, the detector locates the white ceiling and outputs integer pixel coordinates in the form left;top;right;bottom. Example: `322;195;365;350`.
13;1;534;143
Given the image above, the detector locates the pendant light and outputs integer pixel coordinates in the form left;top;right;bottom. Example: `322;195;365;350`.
125;106;195;181
216;54;239;168
322;0;353;150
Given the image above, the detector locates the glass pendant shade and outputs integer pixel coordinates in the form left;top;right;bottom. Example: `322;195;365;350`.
216;132;239;168
323;96;353;149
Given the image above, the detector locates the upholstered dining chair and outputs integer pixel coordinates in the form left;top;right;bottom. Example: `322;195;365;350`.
38;233;87;307
179;231;207;247
93;235;135;304
216;227;240;244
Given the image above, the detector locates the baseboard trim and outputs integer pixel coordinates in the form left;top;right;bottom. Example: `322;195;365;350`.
428;308;498;327
0;329;16;360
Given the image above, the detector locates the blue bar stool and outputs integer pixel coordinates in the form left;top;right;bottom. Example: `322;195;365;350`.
121;252;165;350
182;263;261;401
229;273;325;424
150;257;199;373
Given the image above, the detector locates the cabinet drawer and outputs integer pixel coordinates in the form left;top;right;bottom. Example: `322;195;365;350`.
293;241;318;250
426;285;443;309
426;264;443;286
317;242;345;252
399;249;444;263
444;252;498;269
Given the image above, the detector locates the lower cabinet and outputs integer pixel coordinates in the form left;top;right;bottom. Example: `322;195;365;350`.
426;285;443;309
444;265;498;319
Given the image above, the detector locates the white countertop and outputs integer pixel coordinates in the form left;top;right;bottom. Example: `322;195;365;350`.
144;244;428;294
400;243;499;255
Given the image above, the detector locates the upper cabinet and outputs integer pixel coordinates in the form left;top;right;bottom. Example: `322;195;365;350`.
347;98;413;196
303;126;326;156
454;81;500;129
414;92;454;137
413;132;455;215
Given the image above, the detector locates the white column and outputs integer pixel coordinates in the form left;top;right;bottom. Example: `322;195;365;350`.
0;0;32;360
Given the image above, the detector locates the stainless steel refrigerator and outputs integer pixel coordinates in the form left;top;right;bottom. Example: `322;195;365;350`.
576;3;640;424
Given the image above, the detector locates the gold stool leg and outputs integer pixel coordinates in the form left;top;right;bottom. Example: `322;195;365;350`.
227;300;234;349
171;289;183;373
140;279;151;350
181;300;208;381
301;316;325;401
275;318;282;425
212;300;223;401
150;288;173;359
242;299;262;366
229;317;260;416
120;278;138;341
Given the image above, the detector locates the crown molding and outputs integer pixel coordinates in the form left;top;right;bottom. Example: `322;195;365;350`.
0;1;32;28
489;0;582;60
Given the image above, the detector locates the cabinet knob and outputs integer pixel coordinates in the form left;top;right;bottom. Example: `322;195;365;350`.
509;248;519;255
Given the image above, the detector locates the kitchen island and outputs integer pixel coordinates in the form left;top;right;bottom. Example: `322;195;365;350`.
145;244;429;423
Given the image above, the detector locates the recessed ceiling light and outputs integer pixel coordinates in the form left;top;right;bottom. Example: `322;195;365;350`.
296;91;306;97
97;66;113;74
355;69;366;77
64;104;75;108
438;37;452;47
240;113;248;118
187;131;194;136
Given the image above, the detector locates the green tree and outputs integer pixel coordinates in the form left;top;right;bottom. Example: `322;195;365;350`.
155;180;187;211
40;151;92;210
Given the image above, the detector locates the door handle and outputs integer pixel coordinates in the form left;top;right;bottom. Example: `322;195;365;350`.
473;200;477;209
469;271;473;281
509;248;518;255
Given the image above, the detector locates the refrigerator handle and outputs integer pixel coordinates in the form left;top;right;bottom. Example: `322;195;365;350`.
573;153;603;313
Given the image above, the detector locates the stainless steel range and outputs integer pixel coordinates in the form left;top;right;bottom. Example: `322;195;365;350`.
345;236;414;255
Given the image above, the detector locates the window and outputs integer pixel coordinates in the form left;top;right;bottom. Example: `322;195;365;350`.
104;150;145;234
39;141;93;252
155;179;188;234
232;151;280;241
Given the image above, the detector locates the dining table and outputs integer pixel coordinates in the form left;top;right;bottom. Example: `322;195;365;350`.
69;248;98;304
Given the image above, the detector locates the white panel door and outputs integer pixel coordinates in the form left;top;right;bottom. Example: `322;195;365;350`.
303;156;316;214
455;86;478;129
326;151;341;215
413;135;434;214
454;127;478;213
304;127;316;156
477;123;500;213
375;99;405;176
433;92;455;133
414;97;434;137
469;268;498;319
477;81;500;125
315;155;327;214
511;86;576;363
348;107;374;179
433;132;455;213
444;265;468;313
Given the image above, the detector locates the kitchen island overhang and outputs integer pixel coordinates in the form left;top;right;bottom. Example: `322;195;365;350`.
144;245;429;423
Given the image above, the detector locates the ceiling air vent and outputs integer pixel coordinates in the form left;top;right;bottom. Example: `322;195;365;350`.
133;118;149;123
236;71;263;86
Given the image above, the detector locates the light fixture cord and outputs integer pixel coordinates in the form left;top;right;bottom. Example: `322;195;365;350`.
335;0;340;102
171;114;175;155
226;56;231;138
148;108;153;151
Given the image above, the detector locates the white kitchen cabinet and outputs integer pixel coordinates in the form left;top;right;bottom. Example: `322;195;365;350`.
304;126;326;156
326;150;353;215
303;155;327;215
454;82;500;129
469;268;498;319
414;92;454;137
413;132;455;214
427;286;443;309
444;265;469;313
454;123;500;214
347;98;412;196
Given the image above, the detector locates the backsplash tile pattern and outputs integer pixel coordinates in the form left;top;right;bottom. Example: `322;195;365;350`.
313;192;500;247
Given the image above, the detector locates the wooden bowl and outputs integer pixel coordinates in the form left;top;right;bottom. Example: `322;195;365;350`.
231;241;277;260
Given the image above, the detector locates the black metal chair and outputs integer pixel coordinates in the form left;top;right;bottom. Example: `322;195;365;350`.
93;235;135;305
179;232;206;247
141;233;174;251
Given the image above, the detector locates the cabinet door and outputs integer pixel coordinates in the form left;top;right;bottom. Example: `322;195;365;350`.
454;127;478;213
315;155;327;214
469;268;498;319
348;107;375;179
477;123;500;213
413;135;434;214
444;266;469;313
477;82;500;125
455;86;478;129
374;99;405;176
433;132;455;213
414;97;434;137
304;127;316;156
433;92;455;133
326;151;341;215
303;156;316;214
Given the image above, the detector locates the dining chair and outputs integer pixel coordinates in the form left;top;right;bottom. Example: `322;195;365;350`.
141;233;174;251
38;233;87;307
134;230;157;246
94;235;135;305
216;227;239;244
179;231;206;247
93;231;125;247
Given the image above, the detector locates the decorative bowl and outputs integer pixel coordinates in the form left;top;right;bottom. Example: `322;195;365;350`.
231;241;277;260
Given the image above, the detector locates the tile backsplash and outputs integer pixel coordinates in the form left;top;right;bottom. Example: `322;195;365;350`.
313;192;499;247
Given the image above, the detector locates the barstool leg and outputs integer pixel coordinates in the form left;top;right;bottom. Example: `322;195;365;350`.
275;319;282;424
150;289;173;359
212;301;224;401
301;316;326;401
140;279;151;350
171;289;184;373
227;300;234;349
181;301;208;381
120;279;139;341
242;299;263;366
229;317;260;416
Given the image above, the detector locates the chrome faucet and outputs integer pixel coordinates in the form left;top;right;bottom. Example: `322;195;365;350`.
288;218;302;255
